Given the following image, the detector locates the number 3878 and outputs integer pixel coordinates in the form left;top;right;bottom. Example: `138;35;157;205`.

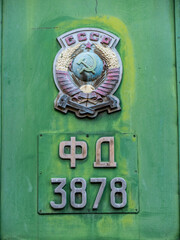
50;177;127;210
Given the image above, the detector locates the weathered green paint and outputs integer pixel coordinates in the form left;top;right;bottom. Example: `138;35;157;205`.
0;0;2;237
1;0;179;239
175;1;180;231
38;132;138;214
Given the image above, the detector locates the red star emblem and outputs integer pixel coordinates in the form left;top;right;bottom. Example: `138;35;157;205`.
85;42;92;49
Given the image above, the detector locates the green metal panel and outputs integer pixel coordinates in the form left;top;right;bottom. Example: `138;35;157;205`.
38;132;138;214
0;0;2;237
175;1;180;226
1;0;179;239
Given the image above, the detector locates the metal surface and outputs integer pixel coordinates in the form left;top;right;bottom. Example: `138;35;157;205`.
1;0;179;239
59;136;87;168
90;178;106;209
70;178;87;209
175;1;180;226
110;177;127;209
38;132;138;214
53;28;123;118
50;178;66;209
94;136;116;167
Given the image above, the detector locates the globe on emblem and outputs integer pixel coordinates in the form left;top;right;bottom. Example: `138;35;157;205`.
72;52;104;82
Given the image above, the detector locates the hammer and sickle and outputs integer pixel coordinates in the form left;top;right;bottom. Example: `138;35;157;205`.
77;53;96;74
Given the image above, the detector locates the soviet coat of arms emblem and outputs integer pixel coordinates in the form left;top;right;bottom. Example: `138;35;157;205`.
53;28;123;118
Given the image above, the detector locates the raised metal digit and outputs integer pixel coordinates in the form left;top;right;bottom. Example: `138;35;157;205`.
90;178;106;209
70;178;87;209
110;177;127;208
50;178;66;209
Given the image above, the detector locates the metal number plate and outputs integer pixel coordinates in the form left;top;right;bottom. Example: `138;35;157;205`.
50;177;127;210
38;132;139;214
